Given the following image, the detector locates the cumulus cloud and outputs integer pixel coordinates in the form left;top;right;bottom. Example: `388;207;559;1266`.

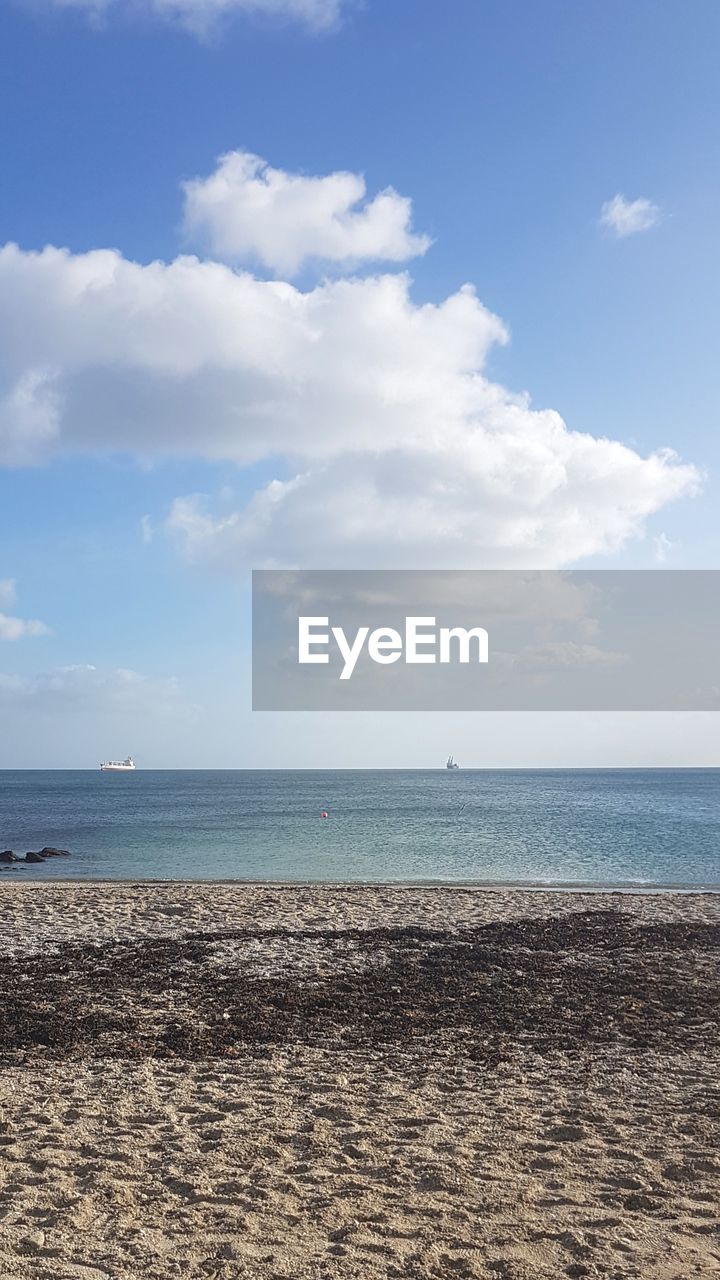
0;188;699;569
183;151;431;275
0;580;50;640
0;244;507;466
28;0;344;36
600;194;661;238
166;437;697;570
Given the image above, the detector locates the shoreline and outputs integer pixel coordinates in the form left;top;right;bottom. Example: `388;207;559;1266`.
3;875;720;893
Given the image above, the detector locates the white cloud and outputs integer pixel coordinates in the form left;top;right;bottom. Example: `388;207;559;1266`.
30;0;344;36
600;194;661;238
166;435;697;569
0;614;50;641
0;663;198;766
654;531;674;563
493;641;627;679
0;200;699;569
0;581;50;640
0;663;183;711
0;243;507;468
183;151;431;275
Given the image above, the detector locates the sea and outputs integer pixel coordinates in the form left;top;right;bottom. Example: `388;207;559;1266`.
0;769;719;889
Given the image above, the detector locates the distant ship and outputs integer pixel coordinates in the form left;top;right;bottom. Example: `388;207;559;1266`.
446;754;459;770
100;756;136;772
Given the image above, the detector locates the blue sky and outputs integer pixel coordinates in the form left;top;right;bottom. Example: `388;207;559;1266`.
0;0;719;766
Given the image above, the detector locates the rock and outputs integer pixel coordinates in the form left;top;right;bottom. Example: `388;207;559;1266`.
24;851;47;864
0;850;17;863
39;846;71;857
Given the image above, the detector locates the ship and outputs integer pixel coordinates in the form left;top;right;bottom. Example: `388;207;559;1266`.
100;756;136;772
446;754;459;769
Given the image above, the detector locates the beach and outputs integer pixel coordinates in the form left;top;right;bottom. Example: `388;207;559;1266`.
1;884;719;1279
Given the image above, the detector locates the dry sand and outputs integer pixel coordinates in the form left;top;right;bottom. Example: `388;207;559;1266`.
1;883;719;1280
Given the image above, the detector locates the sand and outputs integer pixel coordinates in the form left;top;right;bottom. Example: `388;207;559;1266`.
1;883;719;1279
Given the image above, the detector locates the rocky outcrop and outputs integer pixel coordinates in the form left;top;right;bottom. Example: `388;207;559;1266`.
2;847;72;866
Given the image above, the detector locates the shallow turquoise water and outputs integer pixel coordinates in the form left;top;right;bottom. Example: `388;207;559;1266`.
1;769;718;887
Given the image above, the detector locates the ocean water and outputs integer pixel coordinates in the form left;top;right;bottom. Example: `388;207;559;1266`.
0;769;718;888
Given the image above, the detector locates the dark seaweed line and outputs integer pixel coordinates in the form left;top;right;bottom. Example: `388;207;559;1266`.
3;911;719;1063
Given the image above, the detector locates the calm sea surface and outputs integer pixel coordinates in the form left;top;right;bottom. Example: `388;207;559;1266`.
1;770;718;888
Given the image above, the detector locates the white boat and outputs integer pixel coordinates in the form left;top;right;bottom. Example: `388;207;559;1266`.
100;756;136;772
446;754;459;769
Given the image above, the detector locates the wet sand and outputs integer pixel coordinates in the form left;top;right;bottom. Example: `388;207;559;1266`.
1;883;719;1279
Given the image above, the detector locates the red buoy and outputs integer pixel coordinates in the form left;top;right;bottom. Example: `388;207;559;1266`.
321;810;329;819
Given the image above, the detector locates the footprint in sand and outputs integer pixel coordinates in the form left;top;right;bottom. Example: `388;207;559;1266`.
544;1124;587;1143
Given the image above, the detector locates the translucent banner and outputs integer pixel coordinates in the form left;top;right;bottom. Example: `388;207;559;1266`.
252;570;720;711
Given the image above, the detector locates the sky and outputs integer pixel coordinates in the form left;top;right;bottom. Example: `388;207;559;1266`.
0;0;719;767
